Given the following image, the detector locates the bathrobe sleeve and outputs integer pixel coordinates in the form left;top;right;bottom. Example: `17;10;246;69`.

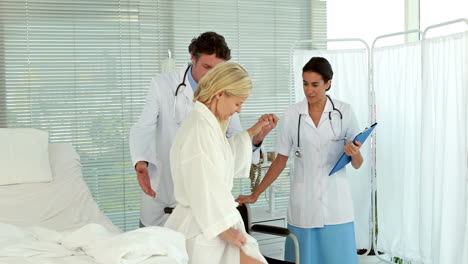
228;131;252;179
226;114;261;164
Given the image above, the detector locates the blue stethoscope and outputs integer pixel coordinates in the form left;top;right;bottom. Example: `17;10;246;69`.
295;95;345;158
172;65;191;123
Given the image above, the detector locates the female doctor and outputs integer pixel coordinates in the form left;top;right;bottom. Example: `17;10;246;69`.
236;57;363;264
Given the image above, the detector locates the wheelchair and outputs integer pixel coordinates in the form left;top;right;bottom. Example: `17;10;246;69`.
236;204;299;264
164;205;300;263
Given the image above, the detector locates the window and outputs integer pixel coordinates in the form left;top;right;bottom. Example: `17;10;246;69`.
327;0;405;48
0;0;325;230
0;0;164;231
167;0;325;213
421;0;468;36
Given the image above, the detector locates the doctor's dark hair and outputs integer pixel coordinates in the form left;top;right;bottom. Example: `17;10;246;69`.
194;62;252;105
303;57;333;91
188;32;231;61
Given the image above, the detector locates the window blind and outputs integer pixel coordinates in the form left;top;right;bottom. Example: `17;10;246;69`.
0;0;161;231
0;0;326;230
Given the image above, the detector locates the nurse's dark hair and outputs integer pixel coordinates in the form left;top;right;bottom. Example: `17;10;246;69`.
189;31;231;61
302;57;333;91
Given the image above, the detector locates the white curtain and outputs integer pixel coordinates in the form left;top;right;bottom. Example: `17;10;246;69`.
375;31;468;263
465;186;468;263
374;41;423;262
419;31;468;264
293;48;371;250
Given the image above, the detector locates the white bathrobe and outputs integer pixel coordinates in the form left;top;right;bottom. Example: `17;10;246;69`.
165;101;267;264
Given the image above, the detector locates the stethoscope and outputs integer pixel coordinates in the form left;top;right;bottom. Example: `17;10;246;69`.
172;65;191;123
174;65;191;97
295;95;345;158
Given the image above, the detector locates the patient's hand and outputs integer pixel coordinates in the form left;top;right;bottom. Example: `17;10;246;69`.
219;228;246;248
135;161;156;198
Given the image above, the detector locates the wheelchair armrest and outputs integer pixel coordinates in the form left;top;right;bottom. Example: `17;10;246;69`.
250;224;290;237
252;224;301;264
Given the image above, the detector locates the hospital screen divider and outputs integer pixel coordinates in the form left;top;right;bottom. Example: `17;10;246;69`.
373;19;468;264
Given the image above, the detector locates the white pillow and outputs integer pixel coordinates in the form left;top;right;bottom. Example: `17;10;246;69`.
0;128;53;185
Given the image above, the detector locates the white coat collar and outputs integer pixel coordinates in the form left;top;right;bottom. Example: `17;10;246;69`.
297;95;334;115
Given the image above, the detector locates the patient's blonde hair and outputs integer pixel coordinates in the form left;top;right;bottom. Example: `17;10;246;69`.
194;62;252;130
194;61;252;103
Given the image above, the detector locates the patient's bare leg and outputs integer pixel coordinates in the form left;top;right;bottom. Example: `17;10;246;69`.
240;250;263;264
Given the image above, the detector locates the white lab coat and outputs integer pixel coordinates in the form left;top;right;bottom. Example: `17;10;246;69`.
165;102;267;264
276;97;360;228
129;66;247;226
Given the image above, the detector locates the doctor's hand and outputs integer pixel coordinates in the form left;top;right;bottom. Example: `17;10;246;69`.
235;193;259;205
219;228;246;248
344;140;362;157
249;114;279;143
135;161;156;198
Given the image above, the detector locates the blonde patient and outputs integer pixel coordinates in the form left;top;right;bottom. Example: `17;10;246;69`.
165;62;277;264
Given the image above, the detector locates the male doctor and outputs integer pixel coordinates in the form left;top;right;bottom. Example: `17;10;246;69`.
129;32;278;227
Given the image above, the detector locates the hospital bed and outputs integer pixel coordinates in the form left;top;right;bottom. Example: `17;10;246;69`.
0;128;188;264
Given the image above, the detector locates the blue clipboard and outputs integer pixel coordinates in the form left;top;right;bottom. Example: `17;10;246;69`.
329;122;378;176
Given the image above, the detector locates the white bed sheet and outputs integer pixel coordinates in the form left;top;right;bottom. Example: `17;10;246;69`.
0;222;187;264
0;255;177;264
